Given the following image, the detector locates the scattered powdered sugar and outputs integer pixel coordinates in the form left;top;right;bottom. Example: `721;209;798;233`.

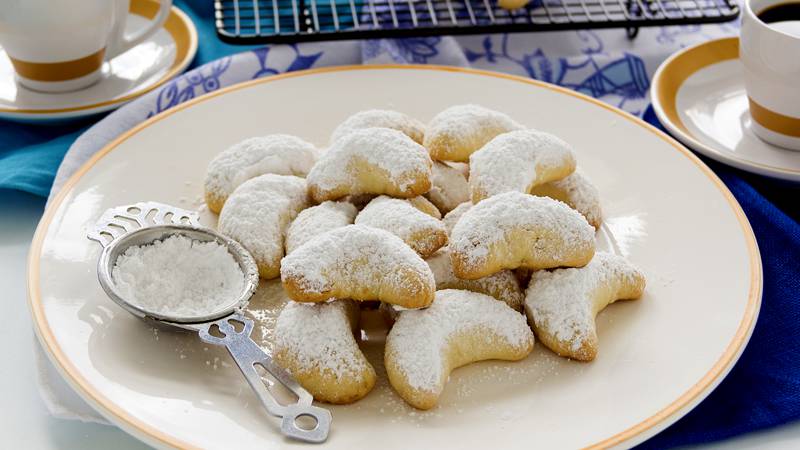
469;129;576;201
442;202;472;235
524;252;644;351
204;135;318;204
274;300;368;380
246;279;293;354
218;174;308;276
530;171;602;229
307;127;432;193
424;104;523;160
355;196;447;255
330;109;426;145
426;248;523;311
449;191;594;269
424;161;470;214
285;201;357;254
387;289;533;391
112;235;244;317
280;224;434;296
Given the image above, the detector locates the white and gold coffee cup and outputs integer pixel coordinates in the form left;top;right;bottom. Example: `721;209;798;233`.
740;0;800;150
0;0;172;93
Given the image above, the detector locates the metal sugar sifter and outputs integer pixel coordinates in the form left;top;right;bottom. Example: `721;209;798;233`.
87;201;331;443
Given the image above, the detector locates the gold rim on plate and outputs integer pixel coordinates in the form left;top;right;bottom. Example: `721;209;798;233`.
651;36;800;176
27;65;762;449
1;0;197;115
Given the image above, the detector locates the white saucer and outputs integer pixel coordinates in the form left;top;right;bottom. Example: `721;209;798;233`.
0;0;197;122
651;37;800;182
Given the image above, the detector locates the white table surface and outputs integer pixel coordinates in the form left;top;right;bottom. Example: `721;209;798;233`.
1;189;797;449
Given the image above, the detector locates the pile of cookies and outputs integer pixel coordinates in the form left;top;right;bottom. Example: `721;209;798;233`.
203;105;646;410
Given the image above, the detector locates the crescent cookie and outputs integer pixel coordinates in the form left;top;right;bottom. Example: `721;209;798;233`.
306;127;433;203
280;225;436;309
407;195;442;219
426;248;524;311
424;104;523;162
274;300;376;404
525;252;646;361
447;161;470;178
355;196;448;258
285;201;358;254
530;172;603;229
218;174;308;279
425;161;470;215
469;129;577;203
331;109;425;145
449;191;595;279
442;201;472;235
385;289;534;410
204;135;317;213
345;194;441;219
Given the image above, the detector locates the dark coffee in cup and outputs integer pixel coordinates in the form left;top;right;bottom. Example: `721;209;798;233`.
757;2;800;37
758;2;800;21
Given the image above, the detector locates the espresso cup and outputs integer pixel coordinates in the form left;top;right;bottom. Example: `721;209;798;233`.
0;0;172;93
740;0;800;150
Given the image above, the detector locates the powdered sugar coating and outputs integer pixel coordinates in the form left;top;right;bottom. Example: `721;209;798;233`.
330;109;425;145
531;171;602;229
525;252;645;356
386;289;533;392
469;129;576;202
307;127;433;202
280;225;436;308
424;104;523;162
355;196;448;257
204;135;317;212
442;202;472;235
285;201;357;254
112;235;244;317
426;248;523;311
275;300;369;380
218;174;309;278
425;161;470;214
449;191;594;276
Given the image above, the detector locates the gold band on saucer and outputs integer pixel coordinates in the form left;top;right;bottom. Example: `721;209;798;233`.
654;37;739;138
9;48;105;82
748;98;800;138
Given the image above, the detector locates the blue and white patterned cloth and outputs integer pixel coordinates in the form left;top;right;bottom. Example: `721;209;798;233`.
34;3;800;449
49;24;741;194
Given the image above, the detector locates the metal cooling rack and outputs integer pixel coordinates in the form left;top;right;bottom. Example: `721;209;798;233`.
214;0;739;44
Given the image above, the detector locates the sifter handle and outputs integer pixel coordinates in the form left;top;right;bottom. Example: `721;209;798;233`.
197;314;331;443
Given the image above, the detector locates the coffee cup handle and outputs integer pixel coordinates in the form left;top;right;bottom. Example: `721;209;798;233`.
107;0;173;59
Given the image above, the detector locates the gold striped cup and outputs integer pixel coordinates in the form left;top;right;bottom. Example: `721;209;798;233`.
740;0;800;150
0;0;172;93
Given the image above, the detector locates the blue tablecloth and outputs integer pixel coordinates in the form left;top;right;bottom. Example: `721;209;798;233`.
637;110;800;448
4;0;800;448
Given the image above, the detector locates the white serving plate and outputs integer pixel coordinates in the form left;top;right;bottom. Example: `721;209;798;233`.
28;66;761;449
